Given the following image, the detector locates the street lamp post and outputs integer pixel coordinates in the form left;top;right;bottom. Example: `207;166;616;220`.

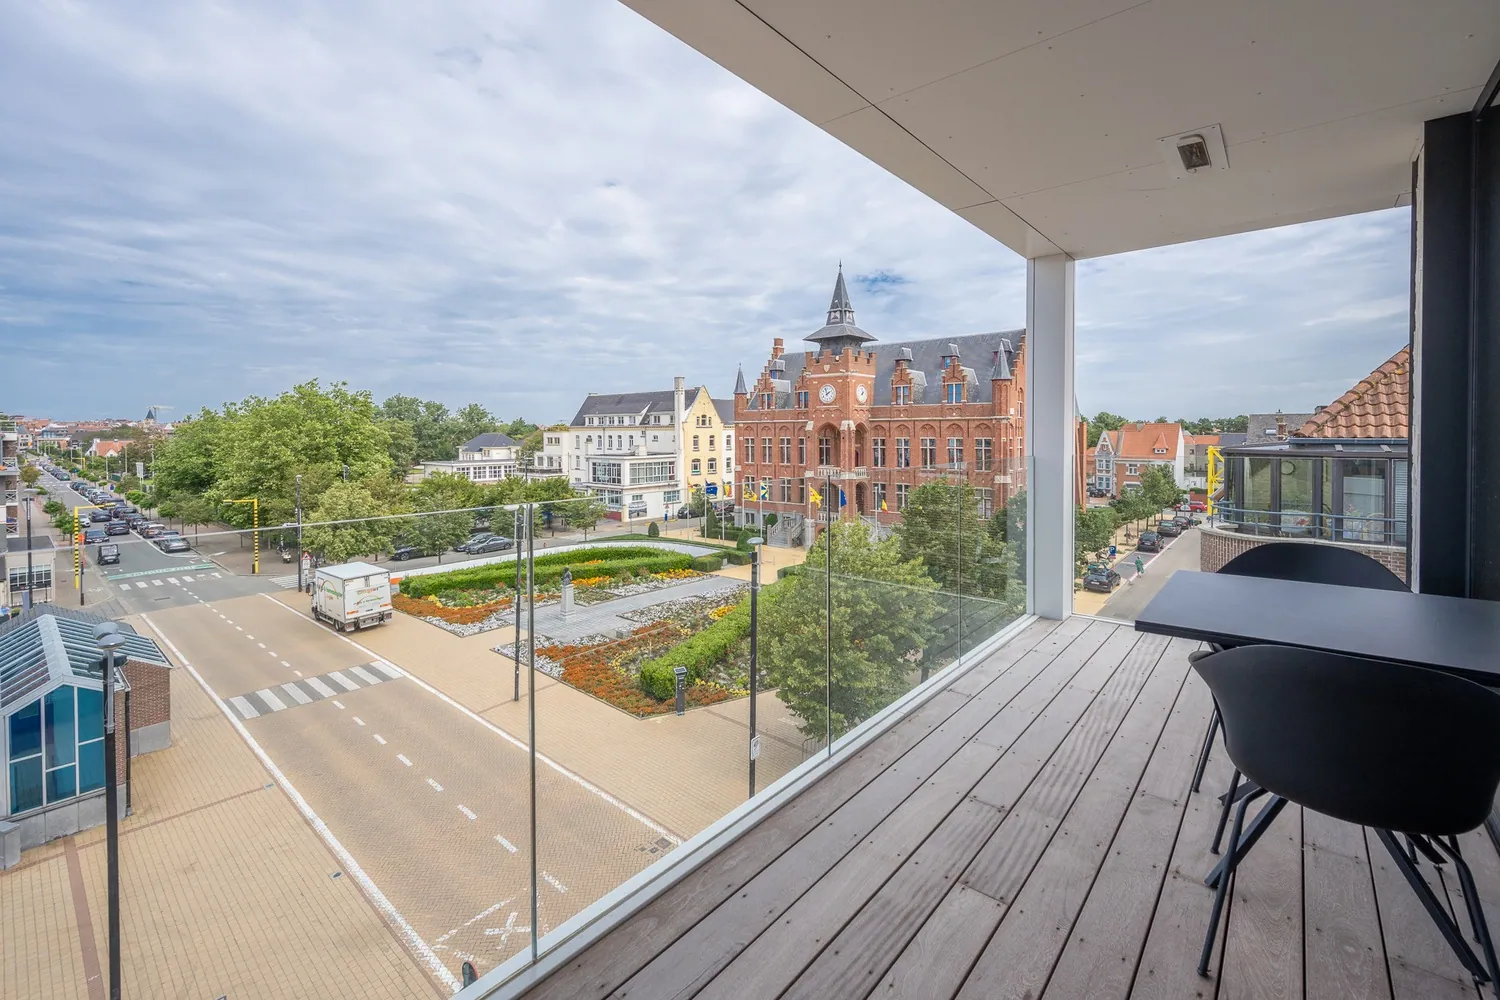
747;535;763;798
295;475;304;593
23;488;33;611
93;623;126;1000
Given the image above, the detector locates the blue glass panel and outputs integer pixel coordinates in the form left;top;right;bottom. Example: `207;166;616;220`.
9;758;42;813
44;687;76;768
46;764;76;802
77;740;105;794
8;700;41;760
76;687;103;742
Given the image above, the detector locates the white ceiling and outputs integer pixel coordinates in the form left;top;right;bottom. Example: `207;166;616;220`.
622;0;1500;258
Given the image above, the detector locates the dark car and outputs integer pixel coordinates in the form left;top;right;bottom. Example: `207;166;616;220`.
676;505;693;519
468;535;515;553
106;521;129;535
1082;563;1122;592
158;536;190;553
124;514;145;529
88;509;110;522
455;533;496;553
390;544;427;561
1137;531;1162;552
1156;519;1182;537
83;527;108;544
113;503;135;515
139;522;166;538
97;543;121;565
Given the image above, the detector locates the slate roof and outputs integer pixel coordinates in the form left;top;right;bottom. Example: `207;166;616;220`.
460;432;519;451
568;391;678;426
0;611;167;714
712;398;736;425
744;330;1024;410
806;269;876;347
1294;346;1409;439
1246;412;1315;442
1218;432;1248;447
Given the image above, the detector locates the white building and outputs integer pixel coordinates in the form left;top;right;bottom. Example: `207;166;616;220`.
525;428;570;481
416;433;521;484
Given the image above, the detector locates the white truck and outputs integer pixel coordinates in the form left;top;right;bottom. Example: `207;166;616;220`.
311;562;394;632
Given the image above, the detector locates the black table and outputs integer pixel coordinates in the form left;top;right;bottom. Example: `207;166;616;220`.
1135;570;1500;687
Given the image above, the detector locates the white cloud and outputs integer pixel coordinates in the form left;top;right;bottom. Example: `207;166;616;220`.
0;0;1408;425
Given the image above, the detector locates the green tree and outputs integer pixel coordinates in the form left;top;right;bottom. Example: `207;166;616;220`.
302;482;395;563
1139;464;1184;514
1075;505;1119;572
19;465;39;487
1111;488;1155;536
452;403;498;451
1088;411;1127;447
565;498;604;540
408;472;481;559
895;479;985;594
762;520;940;740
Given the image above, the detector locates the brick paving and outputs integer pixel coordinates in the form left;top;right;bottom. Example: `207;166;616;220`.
2;613;443;1000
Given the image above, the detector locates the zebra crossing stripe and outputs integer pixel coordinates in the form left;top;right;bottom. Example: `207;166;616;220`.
229;696;259;719
255;688;288;712
212;572;222;578
151;579;163;587
280;683;312;705
373;662;403;680
328;671;360;691
349;665;381;686
167;577;179;585
181;574;195;582
305;677;338;698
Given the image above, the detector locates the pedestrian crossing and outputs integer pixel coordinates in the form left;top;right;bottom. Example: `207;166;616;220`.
226;661;403;719
129;572;223;590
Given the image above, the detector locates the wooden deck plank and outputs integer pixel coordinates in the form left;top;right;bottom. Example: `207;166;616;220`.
681;624;1132;1000
519;617;1066;1000
1036;662;1212;1000
1368;825;1480;999
779;631;1178;1000
1457;828;1500;957
1302;811;1391;1000
604;621;1114;999
951;637;1194;1000
1216;799;1304;1000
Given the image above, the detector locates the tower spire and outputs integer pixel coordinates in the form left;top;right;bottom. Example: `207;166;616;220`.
734;365;748;396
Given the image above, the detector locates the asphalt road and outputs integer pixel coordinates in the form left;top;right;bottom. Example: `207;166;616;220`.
143;591;669;983
1097;524;1203;622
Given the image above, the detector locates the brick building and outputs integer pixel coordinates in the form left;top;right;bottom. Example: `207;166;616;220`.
733;269;1025;537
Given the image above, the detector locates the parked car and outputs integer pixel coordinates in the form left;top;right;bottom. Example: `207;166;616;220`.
1188;499;1208;512
1156;519;1182;537
139;522;166;538
1082;563;1122;592
158;536;190;553
83;527;108;544
467;535;515;554
1172;515;1195;532
106;521;129;535
1137;531;1162;552
97;543;121;565
124;514;145;529
676;504;693;519
88;509;111;522
390;544;427;561
454;533;495;553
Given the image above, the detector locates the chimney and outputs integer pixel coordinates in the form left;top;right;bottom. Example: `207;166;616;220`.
674;376;686;425
771;337;785;360
1275;410;1287;440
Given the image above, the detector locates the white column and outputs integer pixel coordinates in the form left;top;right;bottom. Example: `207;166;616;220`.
1026;254;1076;619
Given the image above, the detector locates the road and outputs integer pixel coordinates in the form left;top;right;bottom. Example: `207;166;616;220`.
1097;523;1203;621
141;590;671;982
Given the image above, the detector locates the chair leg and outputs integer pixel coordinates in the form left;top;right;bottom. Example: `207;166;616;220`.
1191;707;1219;794
1435;836;1500;990
1207;793;1283;889
1200;793;1253;977
1374;829;1490;984
1211;768;1242;855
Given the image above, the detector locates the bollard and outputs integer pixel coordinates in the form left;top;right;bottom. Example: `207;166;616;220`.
462;961;477;986
674;666;687;716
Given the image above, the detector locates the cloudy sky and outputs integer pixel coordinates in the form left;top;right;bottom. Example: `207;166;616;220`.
0;0;1411;425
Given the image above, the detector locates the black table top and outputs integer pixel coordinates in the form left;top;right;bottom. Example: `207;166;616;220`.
1135;571;1500;687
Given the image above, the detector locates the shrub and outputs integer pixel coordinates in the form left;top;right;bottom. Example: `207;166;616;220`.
723;550;750;565
647;521;660;538
691;554;725;572
639;660;678;700
399;547;692;599
777;564;803;581
637;585;784;693
735;535;751;551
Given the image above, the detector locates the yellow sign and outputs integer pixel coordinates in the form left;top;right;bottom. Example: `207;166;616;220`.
1206;446;1223;515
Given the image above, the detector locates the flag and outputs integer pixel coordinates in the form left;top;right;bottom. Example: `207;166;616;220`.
758;481;770;502
839;488;847;508
809;487;823;507
880;499;888;512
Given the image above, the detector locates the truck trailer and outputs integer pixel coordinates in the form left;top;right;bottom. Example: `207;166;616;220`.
311;562;393;632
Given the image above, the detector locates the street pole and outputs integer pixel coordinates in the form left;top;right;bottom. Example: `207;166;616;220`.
748;538;760;798
75;509;84;606
23;491;33;612
824;473;833;755
525;505;538;963
94;627;126;1000
513;506;522;703
295;475;304;593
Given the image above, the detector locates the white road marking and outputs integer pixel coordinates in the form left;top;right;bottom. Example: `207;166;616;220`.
247;635;255;640
328;670;360;691
397;754;412;766
228;696;259;718
211;571;222;578
181;575;194;582
494;834;517;853
349;665;381;685
268;651;277;658
280;660;291;667
332;699;345;710
372;662;403;680
280;683;311;705
136;614;458;993
257;642;265;648
151;579;163;587
226;619;233;624
134;582;147;590
353;717;365;727
235;626;243;631
260;593;683;845
255;687;288;712
373;734;386;745
293;670;303;677
426;778;443;792
541;871;568;894
167;577;179;584
218;613;225;619
457;804;477;821
305;677;337;698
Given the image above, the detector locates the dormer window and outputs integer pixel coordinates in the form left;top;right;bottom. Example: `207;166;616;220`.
946;383;963;404
796;390;809;409
761;392;773;409
894;385;910;406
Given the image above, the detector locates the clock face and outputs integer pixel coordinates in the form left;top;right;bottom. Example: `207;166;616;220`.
819;384;836;404
855;383;868;403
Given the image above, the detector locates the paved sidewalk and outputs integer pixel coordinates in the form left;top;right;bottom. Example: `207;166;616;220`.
1;612;443;1000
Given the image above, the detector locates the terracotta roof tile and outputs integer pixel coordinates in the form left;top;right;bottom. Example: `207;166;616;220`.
1113;421;1182;460
1295;347;1409;439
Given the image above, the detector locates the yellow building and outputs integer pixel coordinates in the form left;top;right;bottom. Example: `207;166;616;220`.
679;383;736;506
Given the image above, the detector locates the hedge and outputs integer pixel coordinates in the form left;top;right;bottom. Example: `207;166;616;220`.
722;550;750;565
691;554;725;572
400;546;693;599
638;584;785;698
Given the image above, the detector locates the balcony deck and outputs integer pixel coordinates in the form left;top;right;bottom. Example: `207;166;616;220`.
516;616;1500;1000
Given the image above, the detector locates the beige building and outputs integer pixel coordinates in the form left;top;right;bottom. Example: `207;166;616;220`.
679;383;735;507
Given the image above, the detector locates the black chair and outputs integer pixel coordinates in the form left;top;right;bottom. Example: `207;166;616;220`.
1189;542;1408;806
1192;645;1500;992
